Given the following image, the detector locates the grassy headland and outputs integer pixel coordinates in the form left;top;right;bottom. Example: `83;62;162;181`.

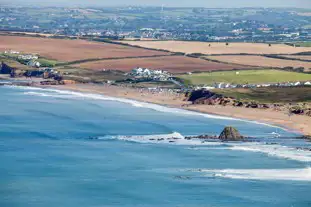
212;87;311;103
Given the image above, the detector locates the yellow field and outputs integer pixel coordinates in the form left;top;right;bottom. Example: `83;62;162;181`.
206;55;311;69
118;41;311;55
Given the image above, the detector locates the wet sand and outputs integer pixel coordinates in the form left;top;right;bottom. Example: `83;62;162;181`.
50;84;311;136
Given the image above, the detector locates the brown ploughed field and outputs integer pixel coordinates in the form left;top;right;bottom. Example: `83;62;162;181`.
207;55;311;69
0;36;170;62
118;40;311;55
75;56;252;73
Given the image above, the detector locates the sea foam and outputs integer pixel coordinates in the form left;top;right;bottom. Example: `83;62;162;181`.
197;167;311;181
230;144;311;162
99;132;223;146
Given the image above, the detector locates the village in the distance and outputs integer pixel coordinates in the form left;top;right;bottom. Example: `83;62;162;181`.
0;5;311;135
0;7;311;42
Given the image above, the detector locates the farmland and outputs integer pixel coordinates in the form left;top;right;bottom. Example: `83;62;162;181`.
293;42;311;47
281;55;311;61
206;55;311;69
74;56;252;73
0;36;170;62
118;41;311;55
178;70;311;85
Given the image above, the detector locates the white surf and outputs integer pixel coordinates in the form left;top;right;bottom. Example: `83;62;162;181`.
198;167;311;181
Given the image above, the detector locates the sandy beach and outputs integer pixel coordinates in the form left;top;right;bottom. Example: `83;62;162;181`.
49;84;311;137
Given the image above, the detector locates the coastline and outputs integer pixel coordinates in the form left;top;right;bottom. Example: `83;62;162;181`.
46;84;311;137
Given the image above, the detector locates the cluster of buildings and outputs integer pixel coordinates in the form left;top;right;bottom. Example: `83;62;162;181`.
208;81;311;89
2;7;311;43
4;50;19;54
17;54;40;68
18;54;39;61
129;67;171;81
3;50;41;68
0;60;59;79
24;68;60;79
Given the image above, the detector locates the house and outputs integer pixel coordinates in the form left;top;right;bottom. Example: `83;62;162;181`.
131;67;144;75
130;67;171;81
215;83;224;89
4;50;20;54
142;68;151;76
224;83;231;88
27;60;41;68
294;81;301;86
153;70;164;75
18;54;39;60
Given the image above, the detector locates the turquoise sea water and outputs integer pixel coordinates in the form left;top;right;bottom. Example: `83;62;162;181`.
1;85;311;207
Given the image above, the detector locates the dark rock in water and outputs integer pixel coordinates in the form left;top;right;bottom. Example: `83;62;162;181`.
185;134;218;140
266;142;278;145
174;175;191;180
296;147;311;151
219;126;244;141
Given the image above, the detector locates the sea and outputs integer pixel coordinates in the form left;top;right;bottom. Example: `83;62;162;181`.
1;85;311;207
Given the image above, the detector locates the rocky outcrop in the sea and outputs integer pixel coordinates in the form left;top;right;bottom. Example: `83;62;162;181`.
218;126;244;141
184;126;245;142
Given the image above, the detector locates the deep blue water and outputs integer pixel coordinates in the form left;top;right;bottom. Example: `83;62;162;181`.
0;86;311;207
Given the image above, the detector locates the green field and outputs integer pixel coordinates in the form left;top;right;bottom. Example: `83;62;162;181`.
178;70;311;85
295;42;311;47
38;58;59;67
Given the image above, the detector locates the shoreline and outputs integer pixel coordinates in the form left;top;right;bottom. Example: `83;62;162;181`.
44;83;311;137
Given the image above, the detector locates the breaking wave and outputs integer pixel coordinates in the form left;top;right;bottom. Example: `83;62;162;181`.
23;91;79;99
98;132;222;146
24;91;54;97
192;167;311;181
230;144;311;162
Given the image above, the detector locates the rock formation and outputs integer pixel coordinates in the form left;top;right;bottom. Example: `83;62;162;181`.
219;126;244;141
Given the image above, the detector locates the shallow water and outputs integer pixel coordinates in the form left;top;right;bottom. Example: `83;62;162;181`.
0;86;311;207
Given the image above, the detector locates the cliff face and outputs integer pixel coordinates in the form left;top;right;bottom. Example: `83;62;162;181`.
187;89;311;117
187;89;223;104
0;62;14;74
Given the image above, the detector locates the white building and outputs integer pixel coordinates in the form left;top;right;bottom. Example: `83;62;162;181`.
294;82;301;86
18;54;39;60
4;50;20;54
130;67;170;80
27;60;41;68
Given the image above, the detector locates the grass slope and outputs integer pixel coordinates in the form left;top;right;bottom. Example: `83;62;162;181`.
213;87;311;103
178;70;311;85
295;42;311;47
